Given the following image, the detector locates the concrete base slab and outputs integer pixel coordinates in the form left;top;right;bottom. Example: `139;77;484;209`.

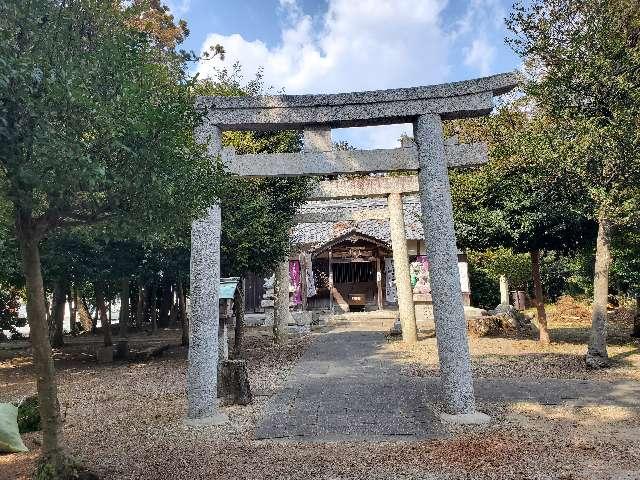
439;411;491;425
184;412;228;427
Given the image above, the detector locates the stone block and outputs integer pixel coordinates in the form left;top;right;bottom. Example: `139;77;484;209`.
291;311;312;326
303;127;332;152
218;359;252;406
414;303;434;322
287;325;310;335
115;340;129;360
389;318;402;336
222;143;487;177
440;411;491;425
196;72;520;131
96;346;113;363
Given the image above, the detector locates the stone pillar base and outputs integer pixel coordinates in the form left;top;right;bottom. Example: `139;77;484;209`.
439;411;491;425
115;340;129;360
184;412;229;427
96;346;113;363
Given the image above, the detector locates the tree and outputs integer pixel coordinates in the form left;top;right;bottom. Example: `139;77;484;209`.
0;0;216;472
611;226;640;337
507;0;640;365
450;105;596;343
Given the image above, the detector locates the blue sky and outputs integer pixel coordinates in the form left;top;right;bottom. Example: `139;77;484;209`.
166;0;522;148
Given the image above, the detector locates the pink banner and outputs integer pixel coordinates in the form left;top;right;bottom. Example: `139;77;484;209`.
289;260;302;305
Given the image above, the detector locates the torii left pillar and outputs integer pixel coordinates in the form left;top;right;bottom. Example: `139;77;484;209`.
186;125;227;425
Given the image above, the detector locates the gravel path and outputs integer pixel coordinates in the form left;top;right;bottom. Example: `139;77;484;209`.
256;327;445;441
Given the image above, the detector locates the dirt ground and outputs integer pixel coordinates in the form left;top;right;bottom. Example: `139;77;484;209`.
388;298;640;381
1;305;639;480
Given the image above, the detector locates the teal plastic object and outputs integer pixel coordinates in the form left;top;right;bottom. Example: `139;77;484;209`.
220;277;240;300
0;403;29;453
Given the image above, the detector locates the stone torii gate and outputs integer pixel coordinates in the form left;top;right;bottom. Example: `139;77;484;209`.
189;73;519;425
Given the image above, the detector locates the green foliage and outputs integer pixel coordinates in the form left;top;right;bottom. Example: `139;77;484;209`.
507;0;640;225
468;263;500;310
467;248;531;288
539;250;594;301
612;227;640;295
17;395;40;433
0;286;24;335
0;0;215;241
466;248;531;308
450;105;597;254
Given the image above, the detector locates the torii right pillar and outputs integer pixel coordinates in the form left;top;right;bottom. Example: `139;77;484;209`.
414;114;486;422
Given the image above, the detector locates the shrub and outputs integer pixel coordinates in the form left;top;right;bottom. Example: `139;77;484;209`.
17;395;40;433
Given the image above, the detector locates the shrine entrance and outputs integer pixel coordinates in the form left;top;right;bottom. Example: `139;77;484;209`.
311;232;390;312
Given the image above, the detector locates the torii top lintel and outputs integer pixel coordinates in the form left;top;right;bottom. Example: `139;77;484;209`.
197;72;519;131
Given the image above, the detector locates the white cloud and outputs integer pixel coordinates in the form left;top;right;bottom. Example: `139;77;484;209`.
165;0;191;16
197;0;452;148
464;37;496;76
196;0;506;148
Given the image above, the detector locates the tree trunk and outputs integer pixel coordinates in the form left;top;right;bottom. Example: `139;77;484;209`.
50;281;66;348
632;295;640;338
95;283;112;347
150;285;158;334
177;278;188;346
168;284;178;326
273;260;289;345
78;297;93;332
587;215;612;368
136;281;145;329
118;278;130;338
68;287;78;335
17;231;64;465
233;277;246;358
158;282;171;327
531;250;550;344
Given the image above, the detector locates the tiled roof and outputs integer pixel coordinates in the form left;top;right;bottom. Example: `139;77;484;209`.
291;196;424;251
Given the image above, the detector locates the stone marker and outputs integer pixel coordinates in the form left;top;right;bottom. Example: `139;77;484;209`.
96;346;113;363
499;275;509;305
